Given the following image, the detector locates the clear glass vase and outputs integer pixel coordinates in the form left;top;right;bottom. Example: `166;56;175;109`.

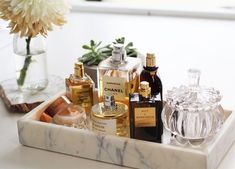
13;34;48;92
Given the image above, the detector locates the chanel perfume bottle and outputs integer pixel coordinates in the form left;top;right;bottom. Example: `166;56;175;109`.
66;62;94;114
91;95;128;136
129;81;163;142
98;43;141;106
140;53;162;100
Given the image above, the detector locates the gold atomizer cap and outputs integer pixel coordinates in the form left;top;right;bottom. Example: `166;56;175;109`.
74;62;84;77
146;53;156;67
139;81;151;98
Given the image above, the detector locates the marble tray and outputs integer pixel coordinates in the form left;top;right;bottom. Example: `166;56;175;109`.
17;91;235;169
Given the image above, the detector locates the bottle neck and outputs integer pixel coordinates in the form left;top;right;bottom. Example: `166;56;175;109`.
139;94;151;101
74;62;85;78
188;69;200;87
74;69;84;78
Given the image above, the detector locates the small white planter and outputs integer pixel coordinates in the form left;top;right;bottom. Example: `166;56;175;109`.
84;65;98;88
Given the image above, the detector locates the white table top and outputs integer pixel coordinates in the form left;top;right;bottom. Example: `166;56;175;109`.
1;10;235;168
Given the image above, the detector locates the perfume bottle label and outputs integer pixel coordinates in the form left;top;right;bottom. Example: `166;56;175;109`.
91;116;116;135
134;107;156;127
102;75;126;100
71;86;93;107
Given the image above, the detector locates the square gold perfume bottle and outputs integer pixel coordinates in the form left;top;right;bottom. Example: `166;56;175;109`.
66;62;94;114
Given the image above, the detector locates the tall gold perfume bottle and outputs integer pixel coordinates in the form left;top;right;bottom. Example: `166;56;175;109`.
91;94;128;136
98;43;141;106
66;62;94;114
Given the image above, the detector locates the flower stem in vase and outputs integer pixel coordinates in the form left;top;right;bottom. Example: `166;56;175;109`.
17;36;32;86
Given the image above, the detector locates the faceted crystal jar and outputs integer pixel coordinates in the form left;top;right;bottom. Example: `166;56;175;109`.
161;69;224;146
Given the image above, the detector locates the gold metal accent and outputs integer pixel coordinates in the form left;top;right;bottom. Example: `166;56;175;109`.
134;107;156;127
146;53;156;67
139;81;151;98
74;62;84;78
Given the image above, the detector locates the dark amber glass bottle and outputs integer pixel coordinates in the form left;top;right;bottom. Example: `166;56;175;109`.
140;53;162;101
129;81;163;143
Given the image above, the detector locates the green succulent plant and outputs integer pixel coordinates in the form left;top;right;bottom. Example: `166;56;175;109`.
78;40;112;66
78;37;138;66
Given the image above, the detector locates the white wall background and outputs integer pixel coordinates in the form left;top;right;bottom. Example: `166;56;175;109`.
1;11;235;109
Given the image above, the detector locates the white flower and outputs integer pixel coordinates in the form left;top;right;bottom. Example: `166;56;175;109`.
0;0;70;37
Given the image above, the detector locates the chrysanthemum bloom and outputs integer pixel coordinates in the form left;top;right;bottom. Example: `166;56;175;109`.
0;0;70;87
0;0;70;37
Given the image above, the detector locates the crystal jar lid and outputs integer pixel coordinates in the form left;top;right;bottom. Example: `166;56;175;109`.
165;69;222;112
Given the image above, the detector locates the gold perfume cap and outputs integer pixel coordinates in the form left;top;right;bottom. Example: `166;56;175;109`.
146;53;156;67
74;62;84;77
139;81;151;98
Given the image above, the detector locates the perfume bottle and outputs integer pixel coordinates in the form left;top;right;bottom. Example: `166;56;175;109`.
50;96;88;129
140;53;162;100
66;62;94;114
43;95;88;129
45;95;71;117
98;43;141;106
129;81;163;142
91;94;128;136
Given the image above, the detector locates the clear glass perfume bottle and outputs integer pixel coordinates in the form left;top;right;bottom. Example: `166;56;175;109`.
129;81;163;142
91;94;128;137
140;53;162;100
50;96;88;129
66;62;94;114
98;43;141;107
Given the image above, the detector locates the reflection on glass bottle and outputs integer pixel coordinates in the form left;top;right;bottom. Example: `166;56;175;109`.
42;95;88;129
140;53;162;100
98;43;141;107
51;96;88;129
66;62;94;114
129;81;163;142
91;94;128;137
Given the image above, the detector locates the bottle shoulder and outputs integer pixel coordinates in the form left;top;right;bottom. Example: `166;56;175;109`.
67;74;94;86
99;56;141;71
140;70;162;83
129;93;157;103
92;102;128;118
